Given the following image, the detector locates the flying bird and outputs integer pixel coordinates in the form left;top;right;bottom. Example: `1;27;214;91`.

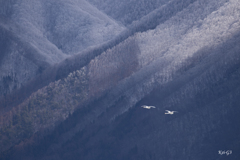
165;110;177;115
141;105;156;109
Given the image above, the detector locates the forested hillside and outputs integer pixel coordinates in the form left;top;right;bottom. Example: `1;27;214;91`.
87;0;169;25
0;0;240;159
0;0;124;96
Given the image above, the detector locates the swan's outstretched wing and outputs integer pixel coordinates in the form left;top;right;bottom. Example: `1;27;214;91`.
141;105;156;109
165;110;170;112
141;105;150;109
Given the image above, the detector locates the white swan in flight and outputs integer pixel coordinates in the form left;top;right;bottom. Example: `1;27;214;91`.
141;105;156;109
165;110;177;115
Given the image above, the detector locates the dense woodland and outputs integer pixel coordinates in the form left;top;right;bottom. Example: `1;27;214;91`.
0;0;240;159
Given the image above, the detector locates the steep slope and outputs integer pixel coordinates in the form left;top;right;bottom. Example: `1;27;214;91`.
87;0;169;25
0;0;208;108
0;0;124;96
36;9;240;158
0;0;240;159
0;37;140;153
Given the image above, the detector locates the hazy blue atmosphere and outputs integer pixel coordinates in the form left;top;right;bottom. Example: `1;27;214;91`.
0;0;240;159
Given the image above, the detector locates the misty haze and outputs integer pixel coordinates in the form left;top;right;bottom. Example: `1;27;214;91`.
0;0;240;159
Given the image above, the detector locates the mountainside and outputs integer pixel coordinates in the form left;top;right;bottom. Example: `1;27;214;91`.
0;0;124;96
87;0;169;25
0;0;240;159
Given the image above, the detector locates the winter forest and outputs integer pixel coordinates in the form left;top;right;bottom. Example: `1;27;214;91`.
0;0;240;159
